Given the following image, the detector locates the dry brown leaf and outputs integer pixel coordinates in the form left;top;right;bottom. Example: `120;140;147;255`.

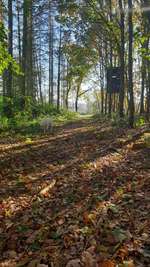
66;259;81;267
82;251;96;267
121;260;135;267
116;246;129;260
83;212;96;225
86;246;96;255
27;260;39;267
0;259;16;267
37;264;49;267
40;180;56;196
26;230;40;244
83;211;89;224
64;234;74;248
99;259;116;267
57;218;65;225
4;250;17;259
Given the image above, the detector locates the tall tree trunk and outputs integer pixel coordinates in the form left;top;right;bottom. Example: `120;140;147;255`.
57;25;62;110
6;0;13;98
65;62;70;109
146;59;150;120
17;0;21;66
105;92;108;114
108;0;113;117
3;0;13;118
22;0;33;99
119;0;125;117
0;1;2;23
142;0;150;120
22;0;28;97
128;0;134;127
140;56;145;114
75;87;79;112
99;47;104;114
65;91;69;109
16;0;22;95
48;0;54;104
1;2;6;97
26;0;33;97
36;51;43;104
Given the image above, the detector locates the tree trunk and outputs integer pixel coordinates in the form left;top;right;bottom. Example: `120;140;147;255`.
108;0;113;117
65;92;69;109
26;0;33;97
0;1;2;22
48;0;54;104
75;94;78;112
75;84;80;112
17;0;21;66
99;47;104;114
128;0;134;127
140;56;145;114
22;0;33;99
105;92;108;114
6;0;13;98
119;0;125;117
146;60;150;120
22;0;27;97
57;25;62;111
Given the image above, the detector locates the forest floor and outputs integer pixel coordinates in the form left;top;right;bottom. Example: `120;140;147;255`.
0;117;150;267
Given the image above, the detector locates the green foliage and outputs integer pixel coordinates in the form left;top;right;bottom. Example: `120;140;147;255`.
110;113;129;128
63;43;97;93
0;116;9;130
135;116;146;127
0;96;78;135
134;28;150;60
0;22;20;75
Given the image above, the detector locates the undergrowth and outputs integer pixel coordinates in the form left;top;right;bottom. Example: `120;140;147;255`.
0;97;78;136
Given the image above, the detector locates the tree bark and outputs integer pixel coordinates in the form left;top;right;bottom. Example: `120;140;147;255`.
22;0;33;99
128;0;134;127
140;56;145;114
6;0;13;98
57;25;62;110
119;0;125;117
108;0;113;117
48;0;54;105
17;0;21;66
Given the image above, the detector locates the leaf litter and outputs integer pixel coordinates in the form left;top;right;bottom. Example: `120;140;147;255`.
0;118;149;267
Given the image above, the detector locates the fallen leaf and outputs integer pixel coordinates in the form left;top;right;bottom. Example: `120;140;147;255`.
99;259;116;267
40;180;56;196
83;212;96;225
119;260;135;267
83;211;89;224
57;218;65;225
66;259;81;267
82;251;96;267
112;228;127;243
37;264;49;267
27;260;39;267
4;250;17;259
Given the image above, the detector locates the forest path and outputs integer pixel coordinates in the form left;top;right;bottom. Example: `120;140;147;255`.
0;118;150;267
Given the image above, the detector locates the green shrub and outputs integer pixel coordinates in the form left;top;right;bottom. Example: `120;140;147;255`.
111;113;128;128
0;95;78;135
0;116;9;130
135;116;146;127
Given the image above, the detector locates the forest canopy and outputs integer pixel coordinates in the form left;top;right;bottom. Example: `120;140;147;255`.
0;0;150;128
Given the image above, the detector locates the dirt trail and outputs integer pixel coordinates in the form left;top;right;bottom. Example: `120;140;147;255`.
0;118;149;267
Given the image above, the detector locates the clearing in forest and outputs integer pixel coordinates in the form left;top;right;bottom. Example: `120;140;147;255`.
0;118;150;267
